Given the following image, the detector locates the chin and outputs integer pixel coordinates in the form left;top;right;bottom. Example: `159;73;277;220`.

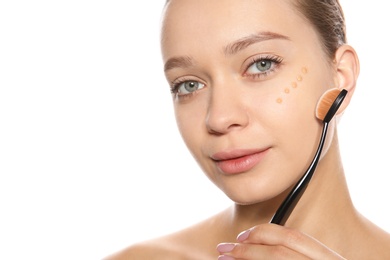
218;177;291;207
222;187;272;205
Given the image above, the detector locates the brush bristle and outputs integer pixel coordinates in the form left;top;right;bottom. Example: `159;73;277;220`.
315;89;342;121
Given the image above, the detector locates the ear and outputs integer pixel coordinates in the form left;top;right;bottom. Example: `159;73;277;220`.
333;44;360;115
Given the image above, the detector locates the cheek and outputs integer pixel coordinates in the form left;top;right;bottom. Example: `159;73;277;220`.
174;102;205;157
258;65;319;134
271;64;331;129
267;66;325;164
275;66;309;104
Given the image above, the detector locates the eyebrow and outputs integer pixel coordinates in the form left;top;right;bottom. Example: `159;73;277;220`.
164;56;194;72
224;31;290;55
163;31;290;72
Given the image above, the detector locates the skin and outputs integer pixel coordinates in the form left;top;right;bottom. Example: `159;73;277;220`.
105;0;390;259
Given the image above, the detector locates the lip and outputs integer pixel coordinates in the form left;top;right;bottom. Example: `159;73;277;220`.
211;148;270;175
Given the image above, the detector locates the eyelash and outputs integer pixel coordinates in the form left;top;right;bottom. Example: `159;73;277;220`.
243;55;283;79
170;78;185;94
170;77;205;100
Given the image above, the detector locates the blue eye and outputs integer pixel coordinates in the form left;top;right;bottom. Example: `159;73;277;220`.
245;55;283;79
172;80;205;95
250;60;272;72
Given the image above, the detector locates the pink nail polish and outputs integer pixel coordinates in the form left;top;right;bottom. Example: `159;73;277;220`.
217;243;236;253
237;229;251;242
218;255;235;260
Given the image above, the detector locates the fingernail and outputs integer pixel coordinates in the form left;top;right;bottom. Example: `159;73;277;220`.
237;229;251;242
218;255;235;260
216;243;236;253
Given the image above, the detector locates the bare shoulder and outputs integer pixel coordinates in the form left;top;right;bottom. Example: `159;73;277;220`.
351;215;390;259
103;230;212;260
103;209;229;260
103;239;186;260
370;224;390;258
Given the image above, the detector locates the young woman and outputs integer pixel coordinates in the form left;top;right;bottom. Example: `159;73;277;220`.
106;0;390;259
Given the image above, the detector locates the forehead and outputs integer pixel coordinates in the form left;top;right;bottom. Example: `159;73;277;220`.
161;0;316;60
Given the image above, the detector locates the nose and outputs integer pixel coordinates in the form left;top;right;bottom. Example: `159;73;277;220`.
205;81;249;135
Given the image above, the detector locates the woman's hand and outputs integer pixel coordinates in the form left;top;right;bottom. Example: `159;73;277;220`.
217;223;346;259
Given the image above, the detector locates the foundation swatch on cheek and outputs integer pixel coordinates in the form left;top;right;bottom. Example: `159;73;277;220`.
276;66;308;104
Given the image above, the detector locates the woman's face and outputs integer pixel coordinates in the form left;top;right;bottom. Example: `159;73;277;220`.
161;0;337;204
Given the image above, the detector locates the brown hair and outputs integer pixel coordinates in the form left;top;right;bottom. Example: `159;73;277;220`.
293;0;346;59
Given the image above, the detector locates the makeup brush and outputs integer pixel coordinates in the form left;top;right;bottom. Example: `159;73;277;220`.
270;88;348;225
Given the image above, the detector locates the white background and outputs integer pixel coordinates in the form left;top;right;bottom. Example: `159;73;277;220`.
0;1;389;259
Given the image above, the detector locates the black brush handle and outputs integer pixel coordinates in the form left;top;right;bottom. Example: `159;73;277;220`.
270;122;329;225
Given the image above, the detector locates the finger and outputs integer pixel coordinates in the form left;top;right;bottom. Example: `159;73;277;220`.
237;224;344;259
217;242;311;260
